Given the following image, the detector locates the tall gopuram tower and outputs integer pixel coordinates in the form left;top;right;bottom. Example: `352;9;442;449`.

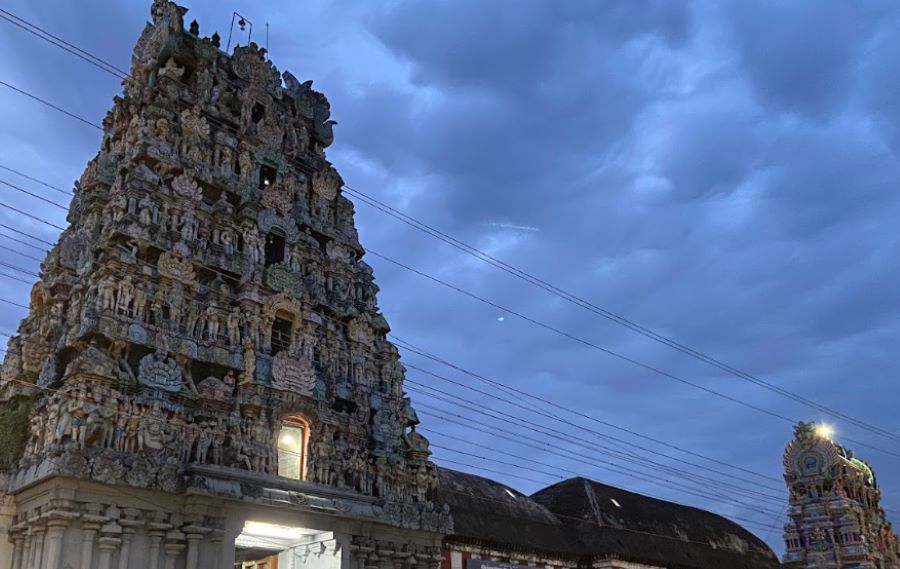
783;422;900;569
0;1;450;567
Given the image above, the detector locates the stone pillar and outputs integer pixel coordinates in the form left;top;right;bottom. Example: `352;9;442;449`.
163;530;185;569
0;495;17;569
97;536;122;569
9;531;25;569
215;515;244;569
20;528;32;569
42;513;77;569
27;524;45;569
208;529;224;569
376;542;395;569
96;521;123;569
182;525;210;569
117;519;143;569
147;523;170;569
80;521;102;569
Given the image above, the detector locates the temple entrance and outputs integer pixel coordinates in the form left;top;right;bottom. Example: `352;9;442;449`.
235;520;340;569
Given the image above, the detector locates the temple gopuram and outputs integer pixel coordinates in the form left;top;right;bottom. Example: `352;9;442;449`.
0;1;448;567
783;422;900;568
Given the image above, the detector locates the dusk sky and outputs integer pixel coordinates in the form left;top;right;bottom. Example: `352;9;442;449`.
3;0;900;554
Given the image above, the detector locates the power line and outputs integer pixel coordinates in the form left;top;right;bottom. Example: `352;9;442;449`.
344;161;900;445
366;248;798;423
0;242;43;263
0;222;55;247
0;197;895;495
0;9;129;78
0;163;71;196
0;269;34;286
0;79;103;130
0;373;785;540
0;239;796;492
402;363;787;495
417;404;786;521
407;384;787;509
0;253;794;512
391;335;787;480
0;199;65;230
0;178;69;210
0;296;28;309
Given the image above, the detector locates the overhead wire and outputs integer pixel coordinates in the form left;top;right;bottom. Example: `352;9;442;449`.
406;384;787;510
342;187;900;446
0;162;72;196
0;79;103;131
0;367;786;537
0;182;880;516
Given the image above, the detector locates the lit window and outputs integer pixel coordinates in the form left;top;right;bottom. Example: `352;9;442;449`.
277;421;306;480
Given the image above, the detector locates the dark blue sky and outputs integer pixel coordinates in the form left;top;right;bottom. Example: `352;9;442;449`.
3;0;900;554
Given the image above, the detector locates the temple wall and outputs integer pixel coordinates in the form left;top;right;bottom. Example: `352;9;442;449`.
2;474;443;569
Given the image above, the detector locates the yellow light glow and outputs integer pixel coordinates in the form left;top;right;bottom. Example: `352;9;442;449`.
280;434;294;446
816;424;835;440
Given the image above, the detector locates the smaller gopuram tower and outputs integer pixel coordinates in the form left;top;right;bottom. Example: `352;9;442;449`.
783;422;900;569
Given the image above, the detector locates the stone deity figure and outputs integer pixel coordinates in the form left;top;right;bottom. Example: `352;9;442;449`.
212;423;226;465
205;306;220;341
238;151;253;183
239;338;256;384
26;414;45;456
226;307;241;346
138;195;154;226
220;228;235;256
116;276;135;315
133;283;149;322
111;192;128;222
98;275;117;312
137;401;167;450
180;422;198;462
242;305;261;347
195;422;213;463
312;426;335;485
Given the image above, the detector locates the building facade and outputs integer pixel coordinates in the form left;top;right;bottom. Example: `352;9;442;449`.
0;1;449;567
783;422;900;568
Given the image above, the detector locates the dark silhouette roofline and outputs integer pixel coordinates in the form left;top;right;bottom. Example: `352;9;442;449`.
438;468;781;569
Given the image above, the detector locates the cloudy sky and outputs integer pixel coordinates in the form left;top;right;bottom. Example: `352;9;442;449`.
3;0;900;554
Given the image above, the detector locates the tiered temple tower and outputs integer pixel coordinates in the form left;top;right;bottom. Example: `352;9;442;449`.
783;422;900;569
0;1;449;567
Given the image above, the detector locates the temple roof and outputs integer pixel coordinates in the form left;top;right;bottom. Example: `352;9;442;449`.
438;469;782;569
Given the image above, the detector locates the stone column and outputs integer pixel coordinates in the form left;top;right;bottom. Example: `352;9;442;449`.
182;525;210;569
376;542;395;569
117;519;143;569
80;520;103;569
147;523;170;569
208;529;224;569
97;536;122;569
27;524;45;569
20;528;32;569
351;538;375;569
42;512;77;569
163;530;185;569
9;529;25;569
